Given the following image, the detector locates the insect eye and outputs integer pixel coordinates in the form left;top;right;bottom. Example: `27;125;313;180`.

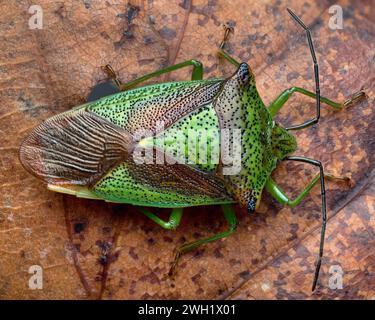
247;197;256;214
237;63;252;84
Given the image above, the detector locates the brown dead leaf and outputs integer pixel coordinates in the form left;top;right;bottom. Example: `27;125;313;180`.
0;0;374;299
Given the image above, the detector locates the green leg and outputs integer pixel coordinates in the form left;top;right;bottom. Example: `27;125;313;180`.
217;48;240;67
169;204;237;276
139;207;183;230
119;59;203;91
101;59;203;92
268;86;366;119
265;173;350;208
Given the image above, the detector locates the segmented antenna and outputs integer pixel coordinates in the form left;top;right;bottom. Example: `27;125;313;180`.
285;9;327;291
285;8;321;131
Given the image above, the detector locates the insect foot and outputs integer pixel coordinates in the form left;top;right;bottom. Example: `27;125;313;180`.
343;88;367;108
168;250;181;279
325;173;354;188
219;22;234;49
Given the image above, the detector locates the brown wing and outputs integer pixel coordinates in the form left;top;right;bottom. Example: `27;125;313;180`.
19;108;132;185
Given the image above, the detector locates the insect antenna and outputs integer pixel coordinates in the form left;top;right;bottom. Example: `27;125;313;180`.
285;156;327;291
285;8;321;130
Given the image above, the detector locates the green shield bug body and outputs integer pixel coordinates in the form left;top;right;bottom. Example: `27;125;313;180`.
19;9;366;291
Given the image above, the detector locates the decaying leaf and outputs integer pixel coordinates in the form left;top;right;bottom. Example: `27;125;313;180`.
0;0;374;299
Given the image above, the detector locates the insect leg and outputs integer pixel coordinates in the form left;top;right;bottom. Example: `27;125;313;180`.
138;207;183;230
89;60;204;99
267;87;366;118
217;23;240;67
119;59;204;91
102;64;122;88
272;9;367;130
267;156;328;291
265;173;350;208
169;204;237;276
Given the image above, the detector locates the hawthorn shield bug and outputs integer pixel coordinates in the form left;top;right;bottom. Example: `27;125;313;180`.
19;8;366;290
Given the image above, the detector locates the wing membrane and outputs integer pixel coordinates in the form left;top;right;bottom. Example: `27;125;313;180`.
19;109;132;185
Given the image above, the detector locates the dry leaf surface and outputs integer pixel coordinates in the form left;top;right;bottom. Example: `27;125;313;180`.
0;0;374;299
